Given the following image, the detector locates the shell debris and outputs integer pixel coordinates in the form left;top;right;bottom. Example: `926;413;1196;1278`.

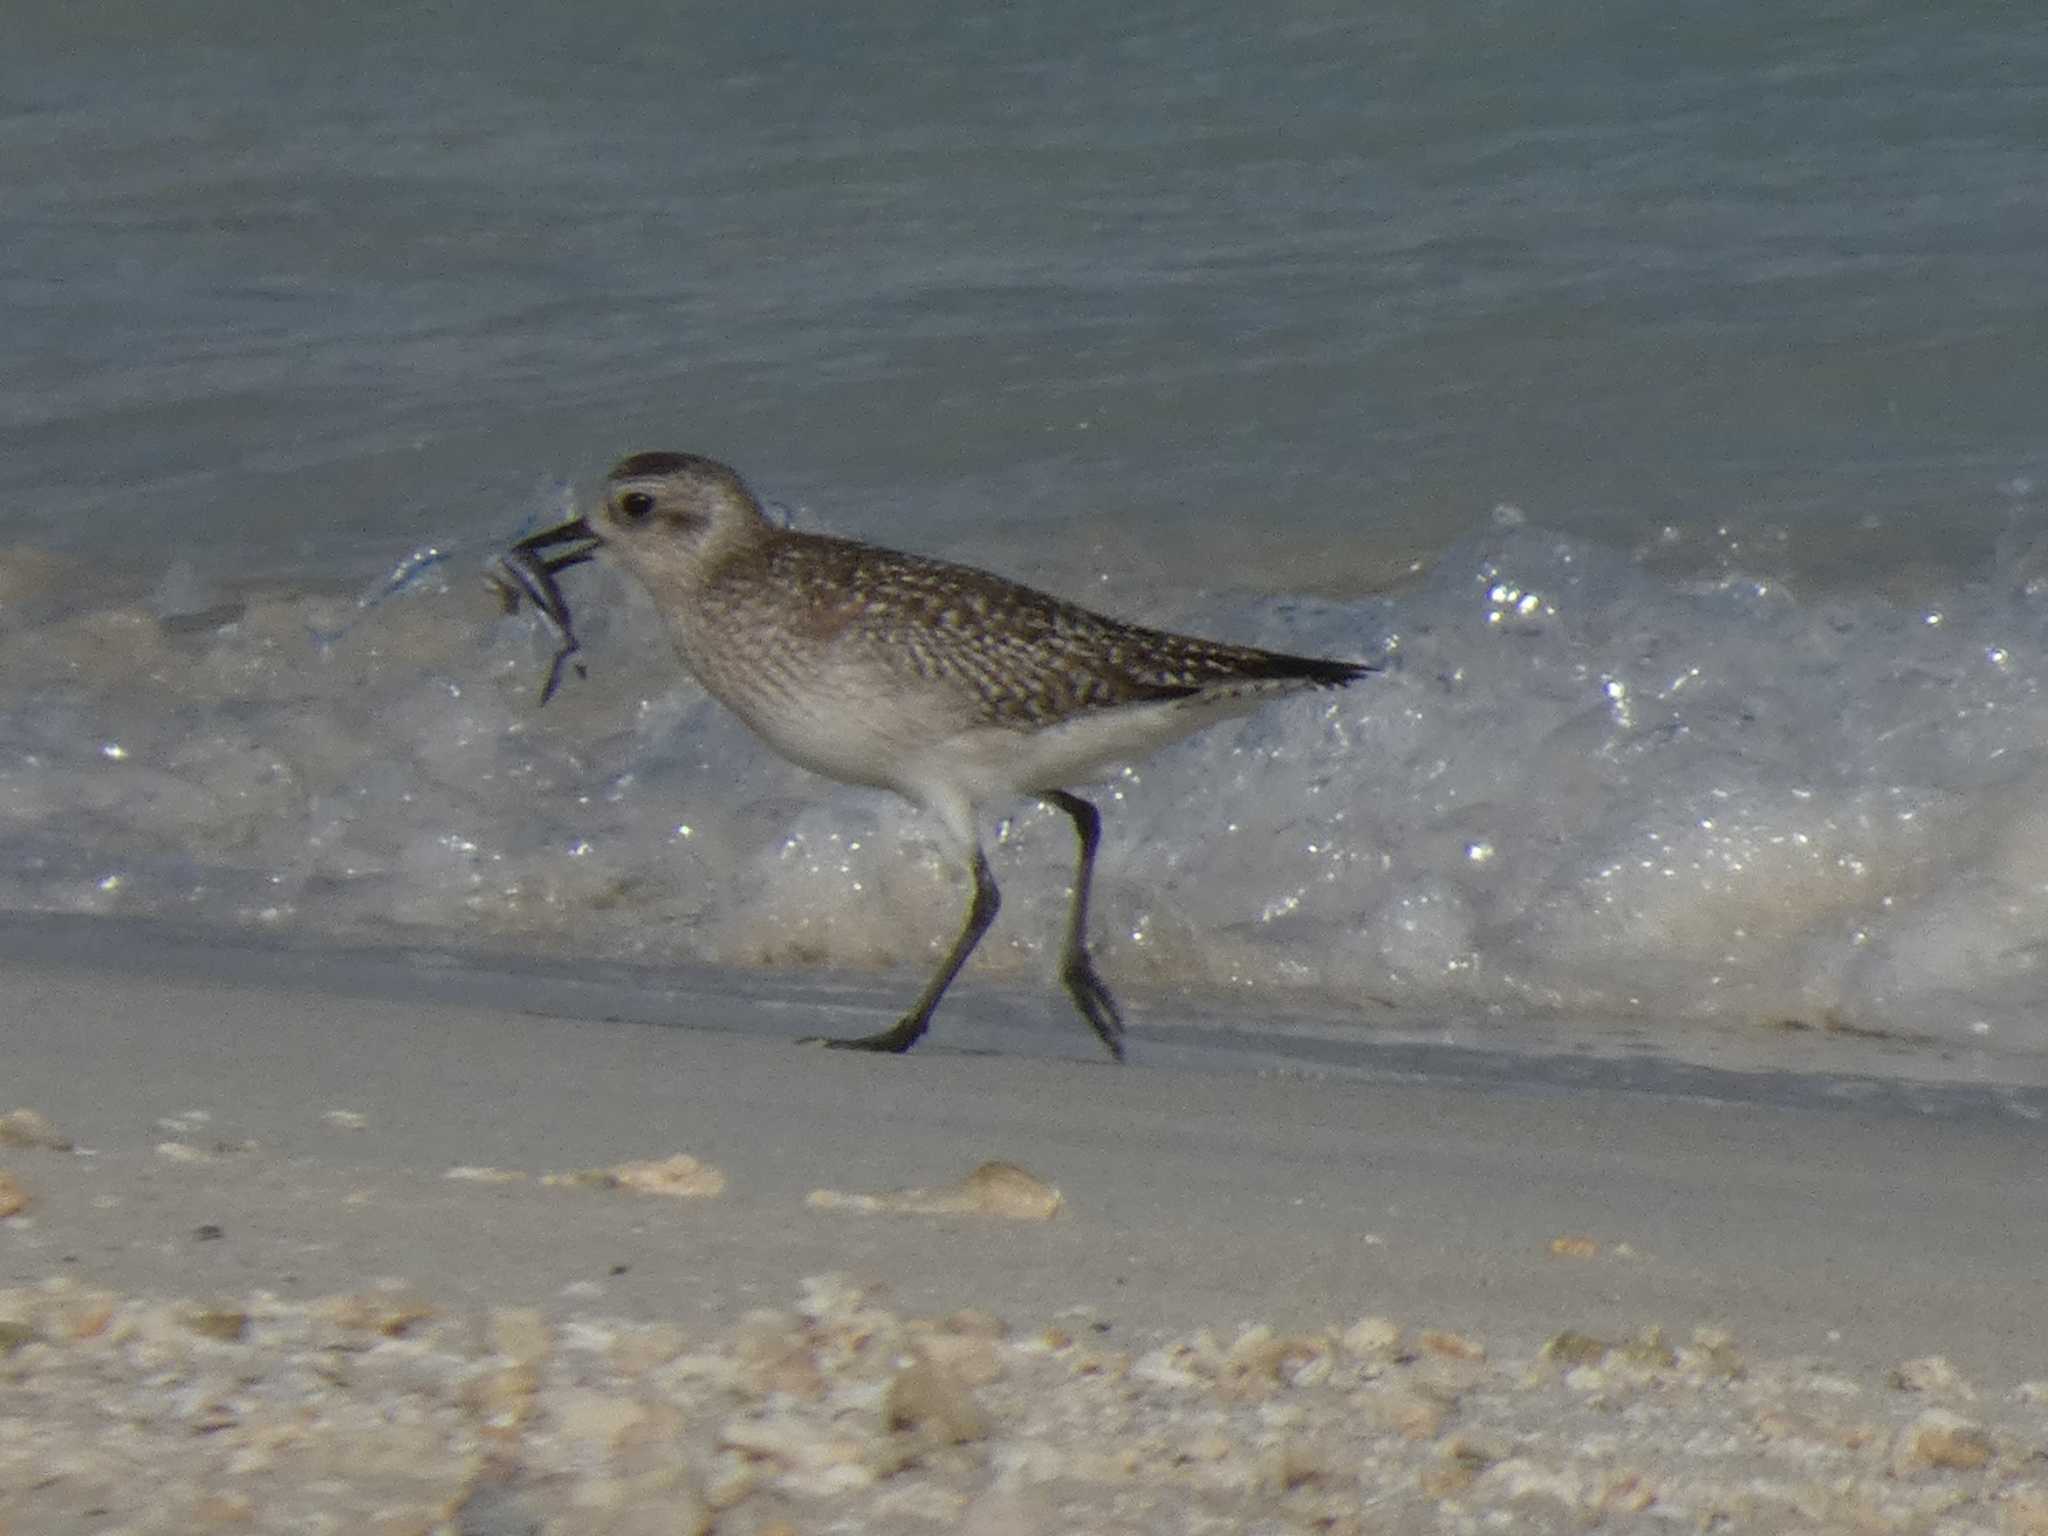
443;1165;530;1183
804;1159;1061;1220
542;1153;728;1199
0;1274;2043;1533
0;1108;73;1151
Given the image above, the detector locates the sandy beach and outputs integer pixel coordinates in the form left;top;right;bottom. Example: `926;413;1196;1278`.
4;917;2047;1534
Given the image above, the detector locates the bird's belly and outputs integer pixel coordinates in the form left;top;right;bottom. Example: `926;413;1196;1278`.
710;675;954;794
927;693;1262;804
687;630;1273;812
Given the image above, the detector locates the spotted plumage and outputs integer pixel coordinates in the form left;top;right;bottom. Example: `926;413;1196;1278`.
500;452;1373;1060
714;532;1358;727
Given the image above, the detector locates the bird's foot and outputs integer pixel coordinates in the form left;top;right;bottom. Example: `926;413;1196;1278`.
799;1016;930;1054
1061;953;1127;1062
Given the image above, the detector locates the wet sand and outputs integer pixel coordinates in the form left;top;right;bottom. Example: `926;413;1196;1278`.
4;925;2047;1533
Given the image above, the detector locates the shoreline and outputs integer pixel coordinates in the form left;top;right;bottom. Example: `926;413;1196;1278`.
4;932;2047;1530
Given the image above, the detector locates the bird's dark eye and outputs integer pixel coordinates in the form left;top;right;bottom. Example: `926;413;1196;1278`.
616;490;656;523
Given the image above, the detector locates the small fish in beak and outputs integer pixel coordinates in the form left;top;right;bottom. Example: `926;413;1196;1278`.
487;515;604;704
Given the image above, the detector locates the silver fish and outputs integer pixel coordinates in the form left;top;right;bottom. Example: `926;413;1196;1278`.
488;517;604;704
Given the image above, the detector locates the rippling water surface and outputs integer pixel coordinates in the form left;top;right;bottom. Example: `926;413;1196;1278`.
5;1;2046;1069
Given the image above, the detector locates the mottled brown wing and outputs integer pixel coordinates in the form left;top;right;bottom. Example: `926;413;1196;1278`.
768;536;1365;729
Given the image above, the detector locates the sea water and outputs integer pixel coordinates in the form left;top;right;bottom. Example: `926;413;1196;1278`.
4;1;2046;1065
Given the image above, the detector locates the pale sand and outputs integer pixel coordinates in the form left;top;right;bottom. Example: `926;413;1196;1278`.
3;920;2047;1534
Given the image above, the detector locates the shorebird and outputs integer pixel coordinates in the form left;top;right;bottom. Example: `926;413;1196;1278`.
498;452;1372;1060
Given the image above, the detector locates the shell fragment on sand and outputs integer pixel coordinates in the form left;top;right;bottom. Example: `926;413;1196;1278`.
541;1154;728;1199
805;1160;1061;1220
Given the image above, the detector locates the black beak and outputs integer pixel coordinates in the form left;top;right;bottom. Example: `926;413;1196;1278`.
509;514;604;574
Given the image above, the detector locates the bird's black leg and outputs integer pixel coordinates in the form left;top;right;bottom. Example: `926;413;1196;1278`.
1041;790;1126;1061
810;847;1001;1053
